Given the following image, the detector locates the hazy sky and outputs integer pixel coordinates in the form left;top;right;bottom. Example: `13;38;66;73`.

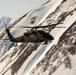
0;0;48;19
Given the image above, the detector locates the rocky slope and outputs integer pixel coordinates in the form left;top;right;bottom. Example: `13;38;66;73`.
29;20;76;75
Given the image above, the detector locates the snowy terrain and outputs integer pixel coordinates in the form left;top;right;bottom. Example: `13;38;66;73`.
0;16;15;30
0;0;76;75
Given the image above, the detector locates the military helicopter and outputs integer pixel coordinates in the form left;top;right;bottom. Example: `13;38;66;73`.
5;22;65;44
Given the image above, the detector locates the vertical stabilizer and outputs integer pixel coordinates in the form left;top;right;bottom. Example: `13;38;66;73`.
5;29;15;42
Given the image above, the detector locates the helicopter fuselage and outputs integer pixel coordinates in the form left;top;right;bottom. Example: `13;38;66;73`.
6;29;54;43
23;30;54;43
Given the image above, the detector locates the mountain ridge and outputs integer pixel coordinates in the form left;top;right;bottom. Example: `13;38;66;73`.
0;16;15;30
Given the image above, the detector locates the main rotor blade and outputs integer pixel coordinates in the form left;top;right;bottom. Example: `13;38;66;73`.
14;25;50;28
13;22;63;29
14;25;66;29
55;26;66;28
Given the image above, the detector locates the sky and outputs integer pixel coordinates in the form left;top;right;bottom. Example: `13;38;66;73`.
0;0;48;19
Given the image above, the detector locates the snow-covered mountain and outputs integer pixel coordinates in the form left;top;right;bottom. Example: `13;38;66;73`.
29;21;76;75
0;16;15;30
0;0;76;75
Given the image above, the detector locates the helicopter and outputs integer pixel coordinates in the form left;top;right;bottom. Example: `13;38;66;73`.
5;22;65;44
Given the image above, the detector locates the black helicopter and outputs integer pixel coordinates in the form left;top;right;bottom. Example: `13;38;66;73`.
5;22;65;44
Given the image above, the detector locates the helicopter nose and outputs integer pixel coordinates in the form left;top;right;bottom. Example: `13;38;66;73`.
48;34;54;40
50;35;54;40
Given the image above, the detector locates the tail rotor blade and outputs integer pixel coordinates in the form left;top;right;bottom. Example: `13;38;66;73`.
2;39;9;40
56;26;66;28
